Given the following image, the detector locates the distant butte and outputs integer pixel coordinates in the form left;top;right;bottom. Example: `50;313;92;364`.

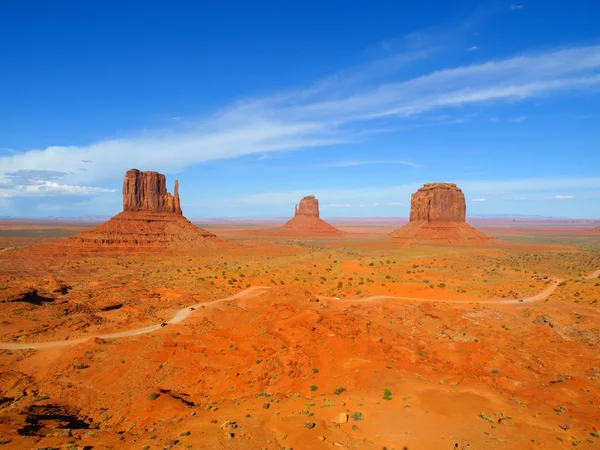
69;169;221;250
260;195;345;237
390;183;491;245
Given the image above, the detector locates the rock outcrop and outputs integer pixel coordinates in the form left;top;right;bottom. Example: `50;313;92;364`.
294;195;320;218
409;183;465;222
69;169;220;251
390;183;490;245
256;195;345;237
123;169;182;214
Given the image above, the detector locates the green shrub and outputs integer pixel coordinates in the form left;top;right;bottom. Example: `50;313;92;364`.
383;388;392;401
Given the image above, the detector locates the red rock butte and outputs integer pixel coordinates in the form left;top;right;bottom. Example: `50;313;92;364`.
265;195;345;237
68;169;220;250
390;183;490;245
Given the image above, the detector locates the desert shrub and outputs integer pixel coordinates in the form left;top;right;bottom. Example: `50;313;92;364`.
147;392;160;400
351;411;364;421
333;386;346;395
310;385;318;391
383;388;392;400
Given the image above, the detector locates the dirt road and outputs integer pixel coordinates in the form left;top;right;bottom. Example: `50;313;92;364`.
2;270;596;350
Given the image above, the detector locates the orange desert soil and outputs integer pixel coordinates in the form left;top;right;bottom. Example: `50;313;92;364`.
1;221;600;449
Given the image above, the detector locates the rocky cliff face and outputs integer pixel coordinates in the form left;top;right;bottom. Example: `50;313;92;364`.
123;169;182;214
409;183;466;222
295;195;320;218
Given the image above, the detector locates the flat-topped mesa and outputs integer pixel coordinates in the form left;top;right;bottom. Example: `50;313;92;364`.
123;169;182;215
295;195;320;218
390;182;490;245
410;182;466;222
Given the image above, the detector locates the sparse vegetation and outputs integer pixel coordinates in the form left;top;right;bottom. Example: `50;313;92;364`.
383;388;392;401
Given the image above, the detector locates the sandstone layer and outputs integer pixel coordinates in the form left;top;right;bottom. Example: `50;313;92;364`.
390;183;490;245
69;169;220;250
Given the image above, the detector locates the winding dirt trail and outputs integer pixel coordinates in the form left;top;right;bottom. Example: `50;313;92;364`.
2;270;597;350
329;278;562;305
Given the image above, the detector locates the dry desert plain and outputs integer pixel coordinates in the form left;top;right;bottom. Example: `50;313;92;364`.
1;219;600;449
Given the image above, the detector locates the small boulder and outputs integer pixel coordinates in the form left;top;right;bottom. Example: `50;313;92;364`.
304;422;316;429
331;412;348;424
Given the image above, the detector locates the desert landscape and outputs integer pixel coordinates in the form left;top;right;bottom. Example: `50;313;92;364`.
2;3;600;449
1;170;599;450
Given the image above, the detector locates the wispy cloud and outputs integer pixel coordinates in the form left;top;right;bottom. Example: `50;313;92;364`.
323;159;421;169
511;4;524;11
466;46;480;52
2;181;115;198
1;45;600;201
554;194;574;199
219;176;600;209
509;115;527;123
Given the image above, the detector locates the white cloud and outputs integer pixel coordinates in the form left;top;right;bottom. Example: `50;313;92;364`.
511;4;524;11
324;159;421;169
220;177;600;210
554;195;574;199
2;45;600;201
472;198;486;202
1;181;116;198
466;46;480;52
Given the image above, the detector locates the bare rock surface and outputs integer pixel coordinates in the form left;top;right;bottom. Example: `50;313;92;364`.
295;195;320;217
410;183;466;222
123;169;182;214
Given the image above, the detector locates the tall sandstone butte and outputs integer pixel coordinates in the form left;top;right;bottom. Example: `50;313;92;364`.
294;195;320;218
390;182;490;245
123;169;182;214
69;169;219;251
259;195;344;237
410;183;466;222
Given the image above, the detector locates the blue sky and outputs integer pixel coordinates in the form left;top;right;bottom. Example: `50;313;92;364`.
1;1;599;218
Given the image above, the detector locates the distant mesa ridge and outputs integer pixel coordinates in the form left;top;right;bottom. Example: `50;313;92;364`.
390;182;490;245
69;168;220;249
